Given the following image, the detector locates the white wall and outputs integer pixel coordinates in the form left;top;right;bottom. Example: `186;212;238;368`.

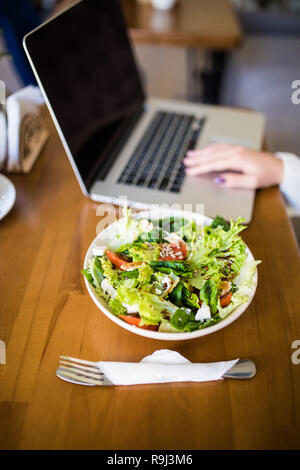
133;43;205;100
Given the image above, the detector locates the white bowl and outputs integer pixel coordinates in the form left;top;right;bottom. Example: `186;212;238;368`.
0;174;16;221
83;210;258;341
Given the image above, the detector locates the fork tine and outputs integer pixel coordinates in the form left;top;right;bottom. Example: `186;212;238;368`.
57;368;104;386
59;360;103;374
59;365;104;380
60;355;98;366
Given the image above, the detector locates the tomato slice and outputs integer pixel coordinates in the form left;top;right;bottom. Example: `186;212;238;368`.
159;241;187;261
119;315;159;331
106;250;131;271
220;291;232;308
106;250;143;272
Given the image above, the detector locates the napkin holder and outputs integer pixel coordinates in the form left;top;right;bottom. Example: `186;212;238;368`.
0;85;49;173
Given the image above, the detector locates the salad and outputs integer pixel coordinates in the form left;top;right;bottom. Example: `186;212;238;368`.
82;212;260;333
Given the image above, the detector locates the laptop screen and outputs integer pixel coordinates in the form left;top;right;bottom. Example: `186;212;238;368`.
24;0;145;190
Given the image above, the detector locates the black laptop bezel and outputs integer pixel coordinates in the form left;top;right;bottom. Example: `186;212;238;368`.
23;0;146;193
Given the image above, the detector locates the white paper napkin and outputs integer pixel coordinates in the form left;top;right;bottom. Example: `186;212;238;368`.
0;110;7;169
97;350;239;386
6;86;48;172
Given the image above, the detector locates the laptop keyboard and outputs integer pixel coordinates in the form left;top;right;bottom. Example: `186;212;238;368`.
117;111;205;193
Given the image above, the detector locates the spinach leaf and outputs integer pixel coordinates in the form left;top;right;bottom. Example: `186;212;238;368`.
90;257;104;286
170;309;189;330
183;321;201;332
119;270;139;279
199;317;218;329
137;228;167;243
168;282;184;307
149;217;189;233
200;279;218;314
150;260;193;277
211;215;230;232
182;284;200;310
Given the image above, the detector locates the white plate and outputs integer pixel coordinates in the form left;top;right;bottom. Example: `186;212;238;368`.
0;174;16;220
84;209;258;341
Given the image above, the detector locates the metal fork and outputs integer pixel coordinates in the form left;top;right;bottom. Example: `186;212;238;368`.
57;356;105;386
56;356;256;386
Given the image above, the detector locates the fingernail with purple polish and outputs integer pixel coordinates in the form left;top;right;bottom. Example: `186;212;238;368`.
214;177;226;185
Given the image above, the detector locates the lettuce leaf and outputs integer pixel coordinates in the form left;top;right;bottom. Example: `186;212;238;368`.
116;286;178;325
176;220;197;242
217;293;247;319
99;257;119;287
187;217;249;296
234;259;260;289
109;298;126;316
117;242;160;262
89;257;104;288
105;209;152;251
81;268;95;286
138;263;154;286
218;259;259;319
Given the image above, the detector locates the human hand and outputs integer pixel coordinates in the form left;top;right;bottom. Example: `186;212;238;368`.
184;144;284;189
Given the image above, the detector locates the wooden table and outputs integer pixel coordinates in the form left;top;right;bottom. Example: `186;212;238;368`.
1;112;300;450
121;0;242;48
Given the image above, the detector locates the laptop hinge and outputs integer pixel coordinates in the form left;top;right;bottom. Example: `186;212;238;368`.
86;105;145;190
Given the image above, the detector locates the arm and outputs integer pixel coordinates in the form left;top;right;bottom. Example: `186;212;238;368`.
276;152;300;212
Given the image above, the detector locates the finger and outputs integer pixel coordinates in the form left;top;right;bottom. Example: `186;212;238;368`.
185;156;243;175
186;144;233;159
184;148;234;167
214;173;258;189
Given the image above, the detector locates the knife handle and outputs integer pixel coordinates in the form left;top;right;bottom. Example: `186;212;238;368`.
222;359;256;380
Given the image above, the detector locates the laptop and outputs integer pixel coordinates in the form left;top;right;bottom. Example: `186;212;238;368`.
23;0;265;222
